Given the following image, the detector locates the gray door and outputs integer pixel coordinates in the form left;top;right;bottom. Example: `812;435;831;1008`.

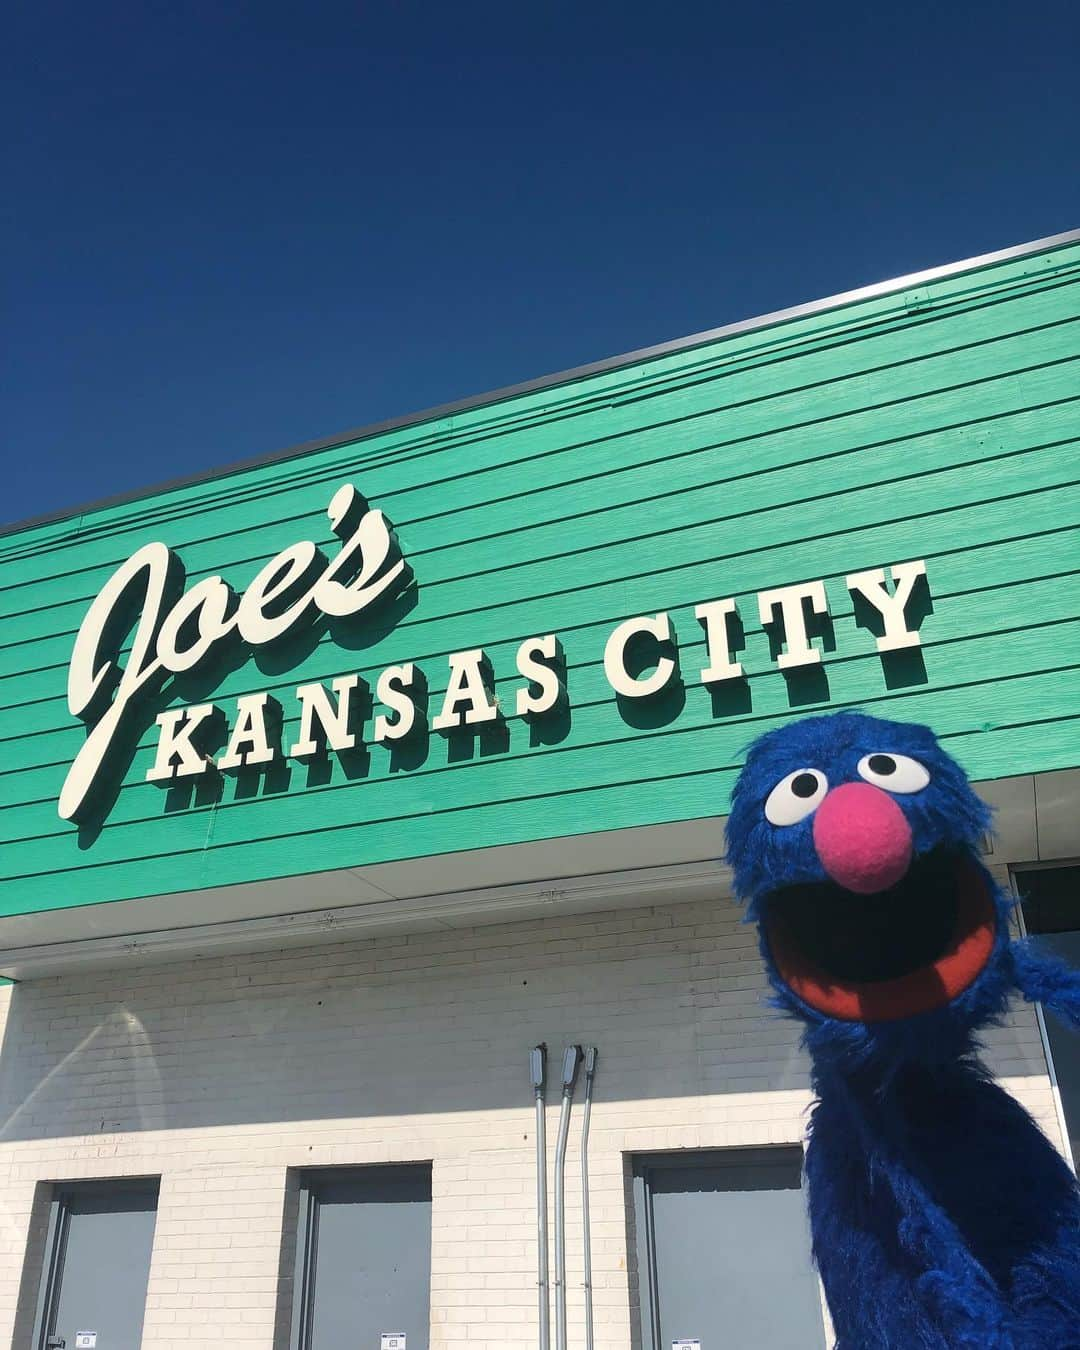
634;1148;826;1350
1018;864;1080;1163
39;1179;159;1350
295;1165;432;1350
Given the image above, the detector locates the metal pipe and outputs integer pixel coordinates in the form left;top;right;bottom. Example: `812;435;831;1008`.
531;1044;550;1350
580;1046;598;1350
553;1045;582;1350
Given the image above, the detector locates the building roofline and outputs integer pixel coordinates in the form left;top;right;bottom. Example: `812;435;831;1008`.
4;225;1078;541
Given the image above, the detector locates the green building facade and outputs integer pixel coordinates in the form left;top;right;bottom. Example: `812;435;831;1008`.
3;230;1079;925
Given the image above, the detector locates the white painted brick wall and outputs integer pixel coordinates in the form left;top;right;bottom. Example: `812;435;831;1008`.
0;894;1060;1348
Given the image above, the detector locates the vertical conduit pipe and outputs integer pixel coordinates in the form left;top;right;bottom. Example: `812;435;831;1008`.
531;1045;551;1350
554;1045;582;1350
580;1046;598;1350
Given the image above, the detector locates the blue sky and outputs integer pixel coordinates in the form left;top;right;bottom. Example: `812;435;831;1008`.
4;0;1078;527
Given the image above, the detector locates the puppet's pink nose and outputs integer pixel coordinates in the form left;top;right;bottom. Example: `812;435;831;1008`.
812;782;913;894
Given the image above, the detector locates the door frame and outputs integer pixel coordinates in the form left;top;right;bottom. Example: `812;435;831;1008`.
30;1177;160;1350
288;1163;433;1350
630;1146;818;1350
1011;858;1080;1173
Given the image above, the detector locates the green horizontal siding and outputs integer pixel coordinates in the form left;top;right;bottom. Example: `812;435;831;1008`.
1;237;1079;918
3;561;1076;828
4;426;1077;732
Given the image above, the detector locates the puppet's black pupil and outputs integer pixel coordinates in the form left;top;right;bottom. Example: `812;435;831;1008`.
792;773;819;798
868;754;896;775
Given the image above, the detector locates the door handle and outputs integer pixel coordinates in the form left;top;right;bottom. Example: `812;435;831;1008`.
46;1339;66;1349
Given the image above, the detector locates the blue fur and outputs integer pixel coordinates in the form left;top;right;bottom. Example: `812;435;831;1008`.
725;711;1080;1348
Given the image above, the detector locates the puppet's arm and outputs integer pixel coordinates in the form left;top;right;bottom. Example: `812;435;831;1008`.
1011;941;1080;1028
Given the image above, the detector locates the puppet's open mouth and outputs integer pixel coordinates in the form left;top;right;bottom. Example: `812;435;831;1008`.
763;848;997;1022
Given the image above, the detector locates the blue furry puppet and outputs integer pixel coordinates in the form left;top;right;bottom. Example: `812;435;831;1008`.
725;711;1080;1349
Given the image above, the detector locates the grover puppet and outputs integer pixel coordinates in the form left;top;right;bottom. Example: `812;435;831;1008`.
725;711;1080;1349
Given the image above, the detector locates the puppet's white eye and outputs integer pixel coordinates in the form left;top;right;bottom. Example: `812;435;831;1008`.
856;753;930;793
765;768;828;825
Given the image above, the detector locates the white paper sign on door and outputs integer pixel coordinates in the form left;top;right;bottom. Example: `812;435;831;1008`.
380;1336;406;1350
672;1340;701;1350
75;1336;98;1350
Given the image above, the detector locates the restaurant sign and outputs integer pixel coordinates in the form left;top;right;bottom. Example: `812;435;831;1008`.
59;483;928;824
